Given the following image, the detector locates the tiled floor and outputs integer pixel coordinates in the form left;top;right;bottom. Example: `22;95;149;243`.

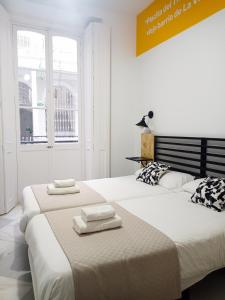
0;206;34;300
0;205;225;300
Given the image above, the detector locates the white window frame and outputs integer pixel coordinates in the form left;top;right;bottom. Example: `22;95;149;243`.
13;24;83;151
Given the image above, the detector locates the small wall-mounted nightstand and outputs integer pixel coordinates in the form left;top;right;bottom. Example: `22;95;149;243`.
126;157;153;167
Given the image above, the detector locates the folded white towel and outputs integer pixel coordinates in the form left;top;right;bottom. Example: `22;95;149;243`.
73;214;122;235
81;205;116;222
54;178;75;188
47;184;80;195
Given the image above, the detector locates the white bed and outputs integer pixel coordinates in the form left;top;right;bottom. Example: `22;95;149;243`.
25;190;225;300
20;175;173;232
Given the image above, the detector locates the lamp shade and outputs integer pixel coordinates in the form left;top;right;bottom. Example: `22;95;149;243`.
136;117;148;128
148;111;154;119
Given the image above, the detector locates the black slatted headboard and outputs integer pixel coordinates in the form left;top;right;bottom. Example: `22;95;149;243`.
154;136;225;178
206;138;225;177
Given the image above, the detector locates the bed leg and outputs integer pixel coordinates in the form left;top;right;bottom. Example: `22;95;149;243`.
180;288;190;300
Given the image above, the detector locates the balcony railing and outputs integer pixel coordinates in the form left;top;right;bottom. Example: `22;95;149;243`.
21;135;78;144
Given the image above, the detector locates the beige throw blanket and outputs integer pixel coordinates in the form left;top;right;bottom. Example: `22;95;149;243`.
31;182;106;212
45;203;181;300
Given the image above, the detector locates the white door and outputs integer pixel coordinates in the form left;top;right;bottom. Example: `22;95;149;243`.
49;35;83;180
14;27;84;198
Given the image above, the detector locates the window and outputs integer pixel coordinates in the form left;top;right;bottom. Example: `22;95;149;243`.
16;30;79;144
17;31;47;144
53;36;79;143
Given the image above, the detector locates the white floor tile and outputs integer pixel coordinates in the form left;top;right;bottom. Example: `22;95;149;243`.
0;276;33;300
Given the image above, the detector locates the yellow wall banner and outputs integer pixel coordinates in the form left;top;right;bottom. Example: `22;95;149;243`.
137;0;225;56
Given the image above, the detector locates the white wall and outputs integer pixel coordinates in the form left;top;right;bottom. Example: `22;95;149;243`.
138;9;225;138
105;14;142;177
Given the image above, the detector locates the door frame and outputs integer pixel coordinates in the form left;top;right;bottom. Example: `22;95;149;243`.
12;24;85;195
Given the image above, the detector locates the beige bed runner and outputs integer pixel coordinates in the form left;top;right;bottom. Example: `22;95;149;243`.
31;182;106;212
45;203;181;300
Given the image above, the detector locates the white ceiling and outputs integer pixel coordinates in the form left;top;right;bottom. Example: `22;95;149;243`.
0;0;154;29
13;0;152;15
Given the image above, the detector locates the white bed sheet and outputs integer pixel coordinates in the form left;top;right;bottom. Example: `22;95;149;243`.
25;191;225;300
20;175;171;232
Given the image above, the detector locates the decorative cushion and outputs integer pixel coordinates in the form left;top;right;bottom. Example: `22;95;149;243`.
136;162;170;186
191;177;225;212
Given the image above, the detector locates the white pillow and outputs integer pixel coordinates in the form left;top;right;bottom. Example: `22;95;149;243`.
134;168;143;176
182;178;205;194
159;171;194;190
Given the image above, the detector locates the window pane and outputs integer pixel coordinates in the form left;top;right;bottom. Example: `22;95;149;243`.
17;31;47;144
53;36;79;143
17;31;45;70
54;86;78;143
18;70;46;108
20;108;47;144
53;36;77;73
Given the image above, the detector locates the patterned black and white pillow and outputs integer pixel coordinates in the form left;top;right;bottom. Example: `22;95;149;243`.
136;162;170;186
191;177;225;212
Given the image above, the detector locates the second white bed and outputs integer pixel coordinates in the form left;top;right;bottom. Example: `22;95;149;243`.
25;190;225;300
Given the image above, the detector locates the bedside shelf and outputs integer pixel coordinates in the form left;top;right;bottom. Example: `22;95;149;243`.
126;156;153;167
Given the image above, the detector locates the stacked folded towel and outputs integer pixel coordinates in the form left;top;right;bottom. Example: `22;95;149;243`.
47;178;80;195
81;205;116;222
73;205;122;234
54;178;75;188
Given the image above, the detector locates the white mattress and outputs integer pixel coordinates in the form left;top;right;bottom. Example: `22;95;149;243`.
20;175;171;232
25;191;225;300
